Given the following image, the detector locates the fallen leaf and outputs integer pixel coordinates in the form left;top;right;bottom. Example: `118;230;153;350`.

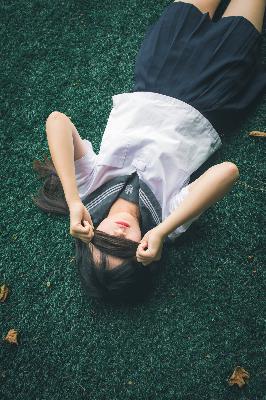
249;131;266;137
0;284;9;302
4;329;19;345
228;366;250;388
46;281;51;288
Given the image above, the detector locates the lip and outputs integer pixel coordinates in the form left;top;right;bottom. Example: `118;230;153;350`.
115;221;130;227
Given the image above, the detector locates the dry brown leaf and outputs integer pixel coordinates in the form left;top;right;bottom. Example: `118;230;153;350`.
249;131;266;137
4;329;19;345
0;284;9;302
228;366;250;388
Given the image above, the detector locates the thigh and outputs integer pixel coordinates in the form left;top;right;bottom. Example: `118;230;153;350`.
173;0;221;19
221;0;266;33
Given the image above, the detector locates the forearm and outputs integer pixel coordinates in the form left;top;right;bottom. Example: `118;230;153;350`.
157;163;239;239
45;112;80;207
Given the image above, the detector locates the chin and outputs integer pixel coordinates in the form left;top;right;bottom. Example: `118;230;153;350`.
116;212;133;219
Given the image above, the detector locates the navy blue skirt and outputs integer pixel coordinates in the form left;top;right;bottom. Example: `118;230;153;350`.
132;1;266;135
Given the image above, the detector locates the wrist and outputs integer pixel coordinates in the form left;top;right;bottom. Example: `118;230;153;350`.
155;224;168;241
68;196;82;210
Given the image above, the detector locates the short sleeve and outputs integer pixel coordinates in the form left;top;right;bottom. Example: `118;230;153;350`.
74;139;97;201
167;185;204;241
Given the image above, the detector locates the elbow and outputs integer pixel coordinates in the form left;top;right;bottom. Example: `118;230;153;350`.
222;161;240;182
46;110;62;125
45;111;71;133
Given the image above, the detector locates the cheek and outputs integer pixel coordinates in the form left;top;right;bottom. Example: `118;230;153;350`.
131;228;141;242
96;219;111;233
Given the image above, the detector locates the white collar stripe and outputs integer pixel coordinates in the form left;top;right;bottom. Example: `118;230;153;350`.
87;183;124;210
140;189;161;225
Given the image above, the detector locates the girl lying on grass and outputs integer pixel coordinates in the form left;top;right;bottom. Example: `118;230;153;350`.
33;0;266;305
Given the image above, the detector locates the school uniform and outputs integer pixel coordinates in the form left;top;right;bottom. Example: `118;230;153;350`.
74;2;266;243
75;92;221;243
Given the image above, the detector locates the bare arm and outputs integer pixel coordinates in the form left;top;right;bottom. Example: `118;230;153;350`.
45;111;82;208
157;162;240;239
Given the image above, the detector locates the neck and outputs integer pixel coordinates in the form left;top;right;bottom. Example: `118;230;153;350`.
108;198;140;220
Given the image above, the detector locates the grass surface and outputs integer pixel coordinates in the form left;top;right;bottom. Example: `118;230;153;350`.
1;1;266;399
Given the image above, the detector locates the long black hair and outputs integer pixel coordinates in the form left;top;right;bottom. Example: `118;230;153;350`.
32;155;158;305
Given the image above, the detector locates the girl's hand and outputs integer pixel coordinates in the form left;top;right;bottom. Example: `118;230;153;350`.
69;201;94;244
136;227;164;266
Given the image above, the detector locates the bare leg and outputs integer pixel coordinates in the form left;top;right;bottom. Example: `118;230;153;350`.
221;0;266;33
173;0;222;19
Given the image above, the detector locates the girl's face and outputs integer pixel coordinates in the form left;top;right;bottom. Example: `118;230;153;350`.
91;211;142;269
96;211;141;242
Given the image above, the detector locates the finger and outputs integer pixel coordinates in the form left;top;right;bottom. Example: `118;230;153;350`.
73;221;89;232
85;228;94;239
85;213;93;224
137;257;150;265
136;250;148;260
84;221;93;231
137;254;153;264
84;220;94;229
79;225;94;237
137;253;149;261
138;242;148;252
137;253;150;261
84;217;94;228
82;225;94;235
140;241;148;249
140;239;148;246
138;247;151;258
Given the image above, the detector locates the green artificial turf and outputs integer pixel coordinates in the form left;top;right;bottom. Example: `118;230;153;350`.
1;1;266;399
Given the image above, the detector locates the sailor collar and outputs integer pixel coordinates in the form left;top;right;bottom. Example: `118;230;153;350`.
82;172;162;237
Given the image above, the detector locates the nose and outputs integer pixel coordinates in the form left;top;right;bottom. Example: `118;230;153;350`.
113;227;127;238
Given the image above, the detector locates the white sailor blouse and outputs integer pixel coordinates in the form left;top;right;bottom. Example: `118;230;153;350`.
74;91;222;243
